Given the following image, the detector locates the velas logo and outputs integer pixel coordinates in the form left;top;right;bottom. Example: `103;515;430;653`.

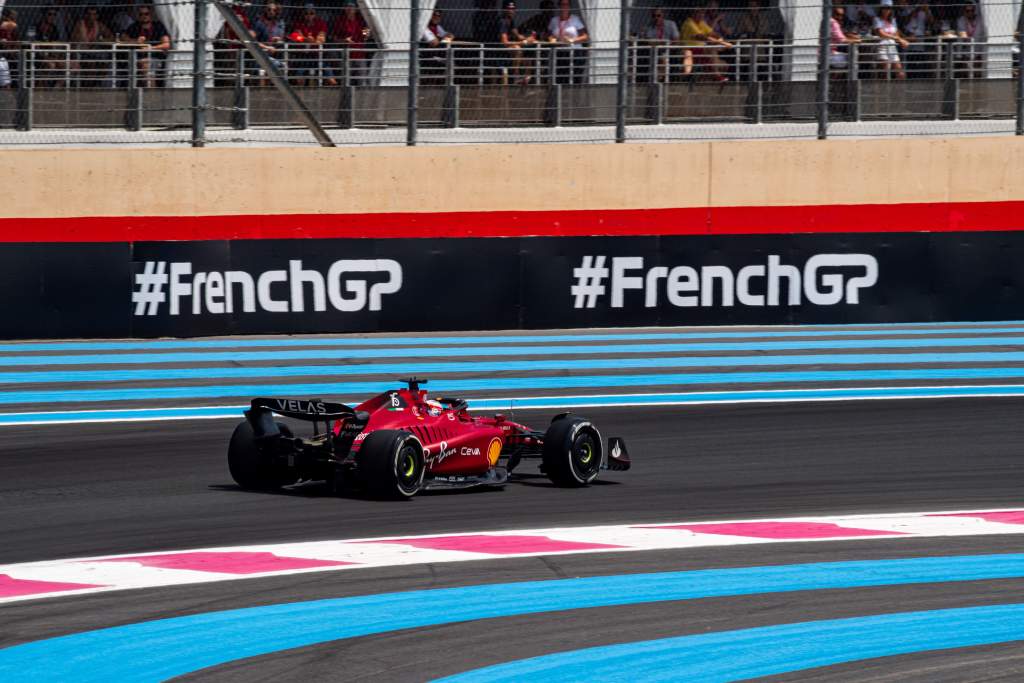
132;259;403;317
570;254;878;309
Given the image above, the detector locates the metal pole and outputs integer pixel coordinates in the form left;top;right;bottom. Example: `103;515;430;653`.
615;0;630;143
1017;18;1024;135
816;0;831;140
192;0;207;147
407;0;420;146
212;0;335;146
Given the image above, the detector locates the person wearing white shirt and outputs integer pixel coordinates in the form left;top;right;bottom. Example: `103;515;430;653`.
873;3;908;79
642;8;680;82
955;3;984;77
547;0;588;83
902;3;935;77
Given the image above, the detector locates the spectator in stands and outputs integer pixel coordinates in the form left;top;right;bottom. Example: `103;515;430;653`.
32;8;66;87
422;9;454;46
0;9;17;88
331;0;371;86
0;8;17;43
642;8;681;83
292;3;334;85
72;7;113;45
829;6;861;72
498;1;536;85
736;0;785;40
71;7;114;87
420;10;453;85
110;1;136;38
293;4;327;44
901;2;936;78
681;6;732;82
709;2;739;42
253;2;287;83
34;7;64;42
254;2;287;47
844;3;875;35
123;4;170;87
214;4;253;86
644;7;680;42
547;0;587;83
473;0;500;44
521;0;554;42
955;2;984;78
873;2;908;80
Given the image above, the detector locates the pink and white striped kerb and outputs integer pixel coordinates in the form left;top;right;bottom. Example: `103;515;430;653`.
3;507;1023;604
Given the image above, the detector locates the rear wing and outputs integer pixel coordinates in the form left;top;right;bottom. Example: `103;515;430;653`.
245;397;357;438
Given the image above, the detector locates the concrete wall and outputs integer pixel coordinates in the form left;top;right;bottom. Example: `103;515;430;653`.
5;136;1024;221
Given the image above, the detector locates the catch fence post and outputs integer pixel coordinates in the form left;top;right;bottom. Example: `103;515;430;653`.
192;0;207;147
816;0;831;140
615;0;630;143
1017;20;1024;135
407;0;420;146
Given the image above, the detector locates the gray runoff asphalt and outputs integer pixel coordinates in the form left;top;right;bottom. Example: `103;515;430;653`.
2;399;1024;680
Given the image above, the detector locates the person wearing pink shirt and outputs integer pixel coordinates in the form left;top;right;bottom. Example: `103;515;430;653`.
829;6;861;71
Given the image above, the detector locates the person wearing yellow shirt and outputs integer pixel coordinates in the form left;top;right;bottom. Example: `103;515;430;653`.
680;7;733;82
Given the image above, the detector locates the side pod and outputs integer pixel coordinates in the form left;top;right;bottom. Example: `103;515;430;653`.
604;437;632;471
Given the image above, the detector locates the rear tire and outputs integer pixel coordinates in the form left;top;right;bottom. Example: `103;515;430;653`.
542;416;602;487
356;430;425;499
228;420;296;490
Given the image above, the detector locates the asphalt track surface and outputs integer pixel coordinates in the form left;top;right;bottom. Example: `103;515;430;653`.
2;399;1024;564
3;397;1024;681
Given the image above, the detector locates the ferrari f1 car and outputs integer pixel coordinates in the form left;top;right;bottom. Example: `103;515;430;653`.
228;377;631;499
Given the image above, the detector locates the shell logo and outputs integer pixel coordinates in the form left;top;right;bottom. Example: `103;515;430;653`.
487;437;503;466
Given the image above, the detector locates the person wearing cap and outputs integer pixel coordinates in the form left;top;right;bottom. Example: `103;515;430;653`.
291;3;333;85
498;1;535;84
332;0;371;85
873;1;908;80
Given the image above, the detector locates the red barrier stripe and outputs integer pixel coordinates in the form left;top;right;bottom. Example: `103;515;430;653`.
4;201;1024;242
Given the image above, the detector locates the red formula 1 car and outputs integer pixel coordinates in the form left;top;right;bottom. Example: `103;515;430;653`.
228;377;631;498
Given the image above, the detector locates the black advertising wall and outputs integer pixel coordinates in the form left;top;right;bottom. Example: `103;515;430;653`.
3;233;1024;339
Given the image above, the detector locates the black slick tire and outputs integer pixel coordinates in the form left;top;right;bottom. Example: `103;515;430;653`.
356;430;425;499
228;420;296;490
542;416;602;487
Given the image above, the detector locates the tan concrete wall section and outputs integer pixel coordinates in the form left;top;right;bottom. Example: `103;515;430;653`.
6;137;1023;219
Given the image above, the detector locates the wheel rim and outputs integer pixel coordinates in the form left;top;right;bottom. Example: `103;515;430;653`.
571;433;599;480
396;443;421;492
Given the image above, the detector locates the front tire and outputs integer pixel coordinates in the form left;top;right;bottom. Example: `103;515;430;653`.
228;420;296;490
356;430;425;499
542;416;602;487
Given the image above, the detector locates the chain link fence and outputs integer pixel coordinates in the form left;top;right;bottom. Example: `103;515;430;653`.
0;0;1020;145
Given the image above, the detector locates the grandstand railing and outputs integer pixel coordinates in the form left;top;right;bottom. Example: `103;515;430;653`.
0;33;1020;142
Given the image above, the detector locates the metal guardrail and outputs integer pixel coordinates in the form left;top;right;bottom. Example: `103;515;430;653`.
2;37;995;89
0;3;1020;148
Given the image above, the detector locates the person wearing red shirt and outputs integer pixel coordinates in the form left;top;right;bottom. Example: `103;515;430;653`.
331;0;371;85
215;5;254;85
291;3;333;85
